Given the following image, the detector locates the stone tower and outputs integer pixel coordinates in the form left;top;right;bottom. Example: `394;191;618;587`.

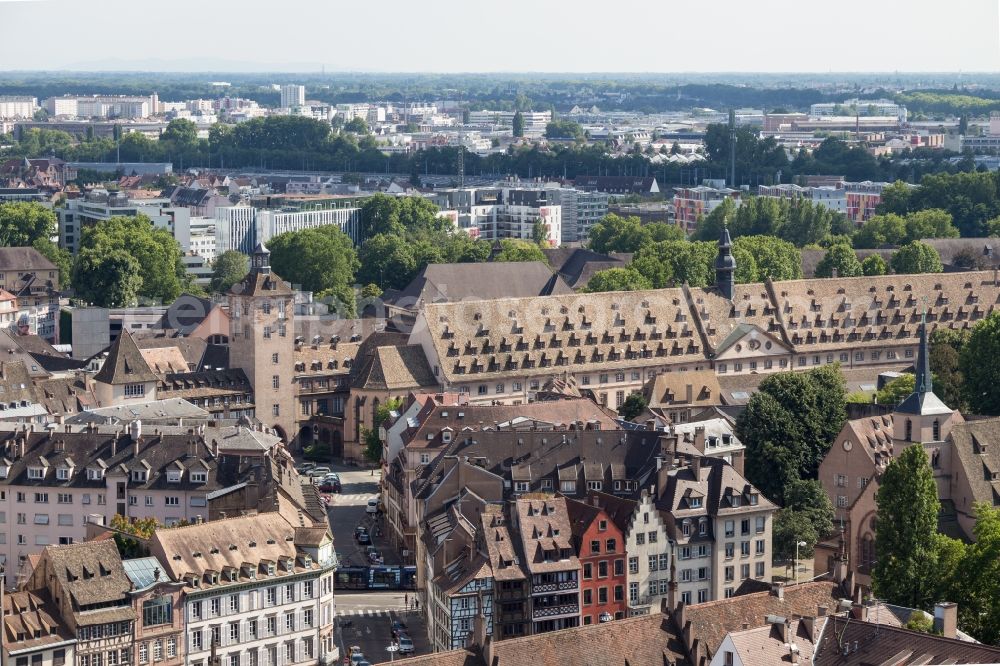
715;225;736;300
892;316;955;445
228;242;295;442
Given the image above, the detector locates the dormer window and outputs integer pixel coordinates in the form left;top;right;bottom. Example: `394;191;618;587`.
87;468;103;481
56;468;71;481
0;464;8;479
267;562;276;576
166;470;181;483
131;470;147;483
28;467;44;480
689;497;702;509
191;471;207;483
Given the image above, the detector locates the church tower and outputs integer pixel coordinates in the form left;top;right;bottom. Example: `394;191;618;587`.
228;242;295;442
715;225;736;300
892;316;955;445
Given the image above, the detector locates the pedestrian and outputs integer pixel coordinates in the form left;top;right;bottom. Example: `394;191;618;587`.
404;594;408;608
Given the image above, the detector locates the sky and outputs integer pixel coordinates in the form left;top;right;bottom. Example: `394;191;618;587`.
1;0;999;73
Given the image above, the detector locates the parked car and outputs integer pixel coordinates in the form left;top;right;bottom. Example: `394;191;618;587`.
397;636;414;655
350;651;365;665
296;462;316;474
355;525;368;539
319;479;341;493
311;467;331;478
357;532;371;545
366;498;379;514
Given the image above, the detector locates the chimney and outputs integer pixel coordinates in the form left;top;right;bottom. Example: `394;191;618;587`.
472;611;488;650
800;616;816;642
934;602;958;639
685;383;693;404
691;455;701;479
771;582;785;600
693;426;706;454
850;603;868;622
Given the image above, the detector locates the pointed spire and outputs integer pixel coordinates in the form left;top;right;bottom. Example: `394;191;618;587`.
715;224;736;300
915;312;932;395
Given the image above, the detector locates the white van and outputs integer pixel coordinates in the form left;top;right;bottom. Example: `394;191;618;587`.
366;498;379;514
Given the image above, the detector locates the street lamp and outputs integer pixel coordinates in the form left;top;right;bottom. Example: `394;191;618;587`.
795;541;807;584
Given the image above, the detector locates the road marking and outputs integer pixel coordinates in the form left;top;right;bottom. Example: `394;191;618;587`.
335;608;417;618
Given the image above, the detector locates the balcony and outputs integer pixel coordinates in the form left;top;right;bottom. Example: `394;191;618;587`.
531;580;578;594
532;604;580;620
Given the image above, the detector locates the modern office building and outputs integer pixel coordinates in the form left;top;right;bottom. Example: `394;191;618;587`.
280;85;306;109
214;206;362;255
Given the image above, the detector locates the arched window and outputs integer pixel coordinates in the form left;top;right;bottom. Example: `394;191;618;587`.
905;419;913;441
932;419;941;441
859;535;876;573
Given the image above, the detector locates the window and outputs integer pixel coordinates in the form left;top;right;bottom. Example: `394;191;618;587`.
855;352;864;361
583;589;592;605
755;517;765;533
152;639;162;662
606;538;617;552
266;588;276;605
598;587;608;604
689;497;702;508
614;559;625;576
272;404;280;417
628;557;639;574
648;555;658;572
590;540;600;554
191;601;202;620
725;566;734;582
211;626;221;647
165;497;179;507
145;496;154;507
143;597;172;627
267;617;276;636
598;561;608;578
756;540;765;555
285;612;295;632
272;353;279;364
724;520;735;538
741;541;750;557
725;543;734;558
649;581;658;597
629;582;638;603
285;584;294;602
741;564;750;579
125;383;145;398
741;519;750;535
211;598;220;616
681;591;691;605
836;474;848;487
229;595;239;612
698;588;709;603
659;554;669;570
635;532;645;545
229;622;239;643
139;644;148;664
248;619;257;640
583;562;592;579
272;375;279;389
303;608;313;627
34;492;48;503
837;495;849;507
495;383;504;394
755;561;766;577
228;655;239;666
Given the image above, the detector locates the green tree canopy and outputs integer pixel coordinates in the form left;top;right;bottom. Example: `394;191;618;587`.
815;243;863;278
268;225;359;315
737;365;847;504
494;239;547;263
584;267;653;293
512;111;524;138
209;250;249;294
160;118;199;149
876;374;915;407
631;240;716;288
873;445;941;609
618;393;648;421
692;198;737;242
930;328;969;412
357;233;417;291
31;238;72;289
861;253;888;276
72;247;142;307
959;311;1000;415
891;240;943;274
731;236;802;282
0;202;58;246
588;214;651;254
853;213;908;249
545;119;584;140
343;117;369;134
74;215;185;304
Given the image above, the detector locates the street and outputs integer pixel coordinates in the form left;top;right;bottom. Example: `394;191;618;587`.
314;465;433;662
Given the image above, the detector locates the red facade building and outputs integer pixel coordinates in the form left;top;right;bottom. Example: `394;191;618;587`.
565;497;628;625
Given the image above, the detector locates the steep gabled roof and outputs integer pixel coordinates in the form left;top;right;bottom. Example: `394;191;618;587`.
93;329;158;385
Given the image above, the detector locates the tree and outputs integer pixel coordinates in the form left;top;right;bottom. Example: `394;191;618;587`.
361;283;382;299
873;445;941;609
75;215;185;304
692;198;737;242
960;311;1000;415
584;267;652;293
957;505;1000;644
854;213;908;248
904;209;960;242
646;222;686;242
160;118;198;149
209;250;248;293
876;374;915;407
731;236;802;282
618;393;648;421
905;612;935;634
861;254;888;276
891;240;943;274
512;111;524;138
588;214;650;254
532;220;549;246
631;240;716;288
545;120;584;141
360;193;405;238
343;117;368;134
0;202;58;246
268;225;360;315
815;243;863;278
737;365;847;504
930;328;969;412
494;239;547;263
72;247;142;307
773;509;819;563
357;233;417;291
362;397;403;465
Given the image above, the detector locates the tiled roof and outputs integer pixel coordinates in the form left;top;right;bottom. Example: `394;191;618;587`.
678;581;843;664
644;370;721;410
422;287;701;384
94;329;159;385
724;619;820;665
387;262;573;309
42;540;132;609
2;589;74;653
228;269;292;297
293;341;361;377
487;611;686;666
351;345;437;391
814;614;1000;665
481;504;524;581
514;496;578;574
949;417;1000;509
0;246;57;272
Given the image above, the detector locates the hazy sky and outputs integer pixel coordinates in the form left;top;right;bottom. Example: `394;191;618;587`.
1;0;999;73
